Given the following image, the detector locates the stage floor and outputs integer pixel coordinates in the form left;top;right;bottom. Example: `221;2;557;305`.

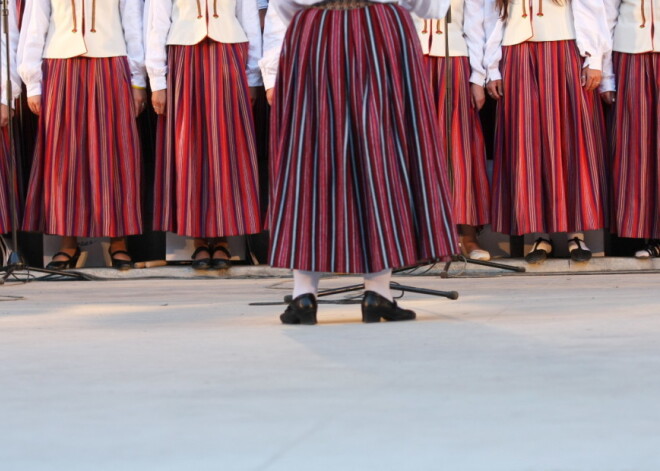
1;274;659;470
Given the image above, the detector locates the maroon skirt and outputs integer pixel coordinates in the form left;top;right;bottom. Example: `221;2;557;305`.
153;40;261;238
491;40;608;236
269;4;458;274
610;52;660;239
0;128;19;233
22;56;142;237
424;55;490;227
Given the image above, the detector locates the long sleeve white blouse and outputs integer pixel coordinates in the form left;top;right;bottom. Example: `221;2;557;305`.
145;0;262;91
601;0;660;92
412;0;488;85
601;0;619;92
261;0;451;90
483;0;611;83
19;0;146;97
1;0;21;107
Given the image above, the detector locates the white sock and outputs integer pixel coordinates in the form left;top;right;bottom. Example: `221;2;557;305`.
530;233;552;254
567;232;590;252
292;270;321;299
364;268;393;302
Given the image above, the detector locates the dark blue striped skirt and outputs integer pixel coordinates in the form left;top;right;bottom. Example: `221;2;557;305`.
268;4;458;274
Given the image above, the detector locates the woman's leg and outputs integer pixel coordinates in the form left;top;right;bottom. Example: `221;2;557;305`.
50;236;78;262
363;268;392;302
459;225;490;260
292;270;321;298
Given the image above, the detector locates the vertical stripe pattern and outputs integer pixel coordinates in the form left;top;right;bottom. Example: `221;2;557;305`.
22;57;142;237
154;40;261;237
269;4;458;274
610;52;660;239
424;55;490;226
0;128;19;234
491;41;608;236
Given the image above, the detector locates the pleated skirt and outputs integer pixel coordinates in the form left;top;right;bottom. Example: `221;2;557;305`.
153;40;261;238
610;52;660;239
424;55;490;227
22;57;142;237
491;41;608;236
0;128;19;233
269;4;458;274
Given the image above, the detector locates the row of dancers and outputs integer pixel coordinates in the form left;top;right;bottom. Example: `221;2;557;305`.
0;0;657;322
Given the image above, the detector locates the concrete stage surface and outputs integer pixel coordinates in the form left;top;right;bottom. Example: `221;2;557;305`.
1;273;659;470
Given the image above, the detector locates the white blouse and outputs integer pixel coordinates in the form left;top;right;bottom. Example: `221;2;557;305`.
271;0;451;24
601;0;660;92
19;0;146;98
261;0;451;90
483;0;611;83
412;0;488;86
1;0;21;107
145;0;263;91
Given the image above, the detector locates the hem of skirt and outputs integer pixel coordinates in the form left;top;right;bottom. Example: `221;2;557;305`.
20;228;145;238
454;219;490;227
155;228;264;238
269;255;455;274
614;231;660;240
493;224;607;237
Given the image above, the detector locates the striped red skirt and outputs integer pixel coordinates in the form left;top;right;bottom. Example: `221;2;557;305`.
610;52;660;239
154;40;261;238
269;4;458;274
22;57;142;237
424;55;490;227
491;41;608;235
0;128;20;233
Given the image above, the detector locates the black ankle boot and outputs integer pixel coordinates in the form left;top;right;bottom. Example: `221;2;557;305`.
280;293;318;325
361;291;416;323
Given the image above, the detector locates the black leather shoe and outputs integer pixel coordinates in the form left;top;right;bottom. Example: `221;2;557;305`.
569;237;592;262
211;245;232;270
109;249;132;271
46;247;81;270
525;237;553;264
280;293;318;325
191;246;212;270
361;291;416;323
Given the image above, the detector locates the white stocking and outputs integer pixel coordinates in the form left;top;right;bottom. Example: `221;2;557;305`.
363;269;393;302
292;270;321;298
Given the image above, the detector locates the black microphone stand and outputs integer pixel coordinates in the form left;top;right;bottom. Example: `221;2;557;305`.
0;0;87;283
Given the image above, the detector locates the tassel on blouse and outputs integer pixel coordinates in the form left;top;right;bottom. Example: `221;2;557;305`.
71;0;77;32
422;20;428;33
90;0;97;32
640;0;647;28
214;0;219;17
436;19;443;34
522;0;528;18
197;0;203;18
537;0;544;16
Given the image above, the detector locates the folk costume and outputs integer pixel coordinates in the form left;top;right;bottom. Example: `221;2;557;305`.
262;0;458;324
19;0;146;267
145;0;262;268
415;0;491;260
484;0;611;263
602;0;660;257
0;0;21;235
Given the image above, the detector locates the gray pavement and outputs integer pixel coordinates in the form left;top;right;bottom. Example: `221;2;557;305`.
1;273;659;470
